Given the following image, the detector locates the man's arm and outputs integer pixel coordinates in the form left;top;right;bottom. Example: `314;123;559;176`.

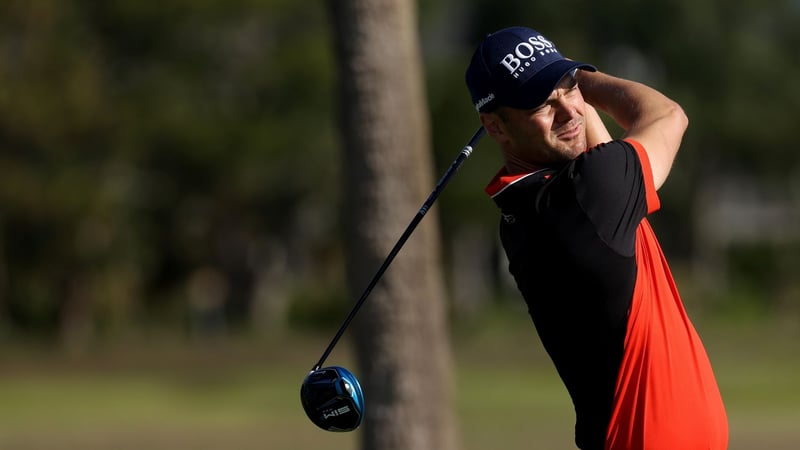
577;71;688;190
584;102;612;148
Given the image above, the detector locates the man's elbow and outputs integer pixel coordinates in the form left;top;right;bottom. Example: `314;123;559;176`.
669;100;689;137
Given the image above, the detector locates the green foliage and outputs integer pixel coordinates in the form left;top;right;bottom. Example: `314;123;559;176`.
723;241;800;313
286;287;349;331
1;0;799;343
0;0;337;341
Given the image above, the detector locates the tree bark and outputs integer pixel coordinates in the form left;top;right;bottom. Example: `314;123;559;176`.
328;1;459;449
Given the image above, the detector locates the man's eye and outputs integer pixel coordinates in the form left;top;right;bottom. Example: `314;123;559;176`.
530;104;550;115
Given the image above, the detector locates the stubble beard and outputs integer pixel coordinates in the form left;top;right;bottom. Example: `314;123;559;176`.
550;120;587;162
544;135;586;165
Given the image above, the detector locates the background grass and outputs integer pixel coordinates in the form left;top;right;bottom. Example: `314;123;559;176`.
0;311;798;450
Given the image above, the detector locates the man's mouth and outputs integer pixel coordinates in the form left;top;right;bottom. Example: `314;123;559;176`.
556;120;582;140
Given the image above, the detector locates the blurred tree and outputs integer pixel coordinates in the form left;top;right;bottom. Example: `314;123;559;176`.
0;0;340;345
1;0;798;346
328;0;458;449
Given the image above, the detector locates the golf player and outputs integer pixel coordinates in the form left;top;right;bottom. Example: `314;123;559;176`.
466;27;728;449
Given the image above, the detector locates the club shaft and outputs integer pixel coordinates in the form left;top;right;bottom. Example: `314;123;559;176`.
312;127;485;371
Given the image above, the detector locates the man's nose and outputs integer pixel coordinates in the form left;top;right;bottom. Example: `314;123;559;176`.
553;96;577;124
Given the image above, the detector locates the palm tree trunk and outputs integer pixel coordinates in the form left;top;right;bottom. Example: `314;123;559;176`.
328;1;459;449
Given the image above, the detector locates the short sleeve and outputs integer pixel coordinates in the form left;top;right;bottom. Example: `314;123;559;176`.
623;139;660;214
563;139;656;255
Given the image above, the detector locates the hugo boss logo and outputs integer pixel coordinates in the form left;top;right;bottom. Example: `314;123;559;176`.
500;35;559;78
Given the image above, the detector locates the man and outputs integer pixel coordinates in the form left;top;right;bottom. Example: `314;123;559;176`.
465;26;728;449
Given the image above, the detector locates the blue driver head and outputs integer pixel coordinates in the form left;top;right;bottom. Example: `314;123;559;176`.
300;366;365;432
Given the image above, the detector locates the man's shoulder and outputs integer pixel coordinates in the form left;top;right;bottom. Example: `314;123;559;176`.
575;139;639;170
489;167;558;212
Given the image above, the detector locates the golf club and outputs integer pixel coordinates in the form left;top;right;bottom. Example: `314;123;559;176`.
300;126;485;432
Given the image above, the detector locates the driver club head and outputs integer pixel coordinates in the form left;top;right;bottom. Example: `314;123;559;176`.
300;366;365;432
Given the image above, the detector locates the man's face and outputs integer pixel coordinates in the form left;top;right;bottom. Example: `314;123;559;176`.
483;73;588;171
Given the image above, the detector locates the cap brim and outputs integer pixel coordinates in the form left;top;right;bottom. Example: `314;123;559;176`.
504;60;596;110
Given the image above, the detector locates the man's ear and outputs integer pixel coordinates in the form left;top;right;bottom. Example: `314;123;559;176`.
479;112;505;141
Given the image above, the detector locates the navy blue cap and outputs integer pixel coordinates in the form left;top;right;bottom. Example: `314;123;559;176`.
465;27;596;113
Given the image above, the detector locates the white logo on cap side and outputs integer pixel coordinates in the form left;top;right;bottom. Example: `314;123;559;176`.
475;93;495;111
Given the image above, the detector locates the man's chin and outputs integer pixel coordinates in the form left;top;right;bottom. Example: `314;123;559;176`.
562;143;587;159
553;135;587;154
